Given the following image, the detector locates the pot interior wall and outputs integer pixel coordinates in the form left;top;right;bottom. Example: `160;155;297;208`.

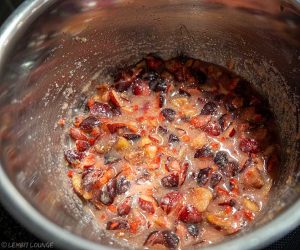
0;0;299;248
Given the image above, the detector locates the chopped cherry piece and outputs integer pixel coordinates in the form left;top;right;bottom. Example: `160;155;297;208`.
116;176;131;194
90;102;112;117
64;149;84;165
80;116;100;132
82;168;103;192
161;231;180;249
106;123;126;133
228;161;240;176
146;72;167;92
144;231;164;247
178;205;202;223
70;127;88;141
169;134;180;143
118;197;132;216
179;162;189;186
111;106;122;116
113;69;134;92
228;128;236;137
100;178;117;205
161;173;179;188
106;219;129;230
187;224;200;237
194;146;213;158
161;108;176;122
203;121;221;136
138;196;156;214
197;167;211;186
144;230;179;249
160;191;182;214
190;115;211;128
76;140;90;152
123;133;141;141
210;172;222;188
219;114;232;131
214;151;229;169
201;102;217;115
239;138;260;154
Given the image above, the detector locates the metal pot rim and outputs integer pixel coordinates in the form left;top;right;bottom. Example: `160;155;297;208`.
0;1;299;250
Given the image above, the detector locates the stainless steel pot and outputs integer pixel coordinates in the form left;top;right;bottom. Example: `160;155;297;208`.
0;0;300;249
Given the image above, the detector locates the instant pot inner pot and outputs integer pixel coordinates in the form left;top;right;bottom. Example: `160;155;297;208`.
0;0;299;248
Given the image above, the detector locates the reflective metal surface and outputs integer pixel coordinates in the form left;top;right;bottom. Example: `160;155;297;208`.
0;0;299;249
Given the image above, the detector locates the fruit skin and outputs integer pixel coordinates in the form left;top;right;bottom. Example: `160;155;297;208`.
76;140;90;152
161;173;179;188
201;102;218;115
194;146;213;159
197;167;211;186
161;108;176;122
116;176;131;194
158;126;168;134
70;127;88;141
190;115;211;128
138;196;157;214
123;134;141;141
214;151;229;169
118;197;132;216
106;219;129;230
132;80;151;96
144;230;179;249
169;134;180;143
239;138;260;154
227;161;240;176
99;178;117;205
203;121;221;136
178;205;202;223
210;172;222;188
90;102;112;117
106;123;126;133
64;149;84;165
160;191;182;214
187;224;200;237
